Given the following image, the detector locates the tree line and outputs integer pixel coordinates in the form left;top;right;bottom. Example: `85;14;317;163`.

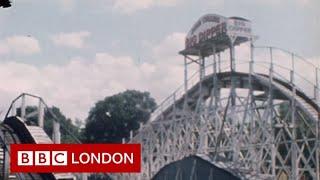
22;90;157;144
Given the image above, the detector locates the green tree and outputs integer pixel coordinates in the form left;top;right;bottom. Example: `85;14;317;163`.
83;90;157;143
48;106;82;143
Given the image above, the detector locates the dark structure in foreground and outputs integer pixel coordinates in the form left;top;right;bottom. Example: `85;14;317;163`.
0;0;11;8
152;156;240;180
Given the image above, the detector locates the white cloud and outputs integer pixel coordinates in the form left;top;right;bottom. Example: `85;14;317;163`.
0;32;185;120
206;0;225;7
0;43;10;55
152;32;185;59
255;0;314;6
0;31;317;123
60;0;75;11
19;0;76;11
0;36;41;55
296;0;314;6
51;31;91;49
310;57;320;68
112;0;179;14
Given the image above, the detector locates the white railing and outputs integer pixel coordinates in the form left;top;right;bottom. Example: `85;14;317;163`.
149;46;319;122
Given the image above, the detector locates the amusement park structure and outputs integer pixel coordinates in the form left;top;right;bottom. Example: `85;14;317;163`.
116;14;320;180
0;14;319;180
0;93;82;179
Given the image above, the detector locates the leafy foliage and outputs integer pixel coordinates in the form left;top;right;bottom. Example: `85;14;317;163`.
83;90;157;143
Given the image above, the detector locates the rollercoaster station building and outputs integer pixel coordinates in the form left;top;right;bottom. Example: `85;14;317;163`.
115;14;320;180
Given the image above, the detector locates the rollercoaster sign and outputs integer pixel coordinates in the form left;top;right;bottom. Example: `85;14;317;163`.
185;14;252;49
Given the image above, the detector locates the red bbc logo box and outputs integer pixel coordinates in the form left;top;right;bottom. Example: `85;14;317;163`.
10;144;141;173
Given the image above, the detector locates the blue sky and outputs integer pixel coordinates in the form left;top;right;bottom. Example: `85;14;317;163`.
0;0;319;120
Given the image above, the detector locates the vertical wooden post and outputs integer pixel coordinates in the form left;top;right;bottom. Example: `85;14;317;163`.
53;121;61;144
21;94;26;119
38;99;44;128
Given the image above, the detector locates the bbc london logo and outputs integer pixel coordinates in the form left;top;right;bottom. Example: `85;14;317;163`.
10;144;141;173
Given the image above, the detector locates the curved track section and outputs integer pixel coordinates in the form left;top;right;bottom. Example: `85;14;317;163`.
0;117;55;180
156;72;318;123
0;116;72;180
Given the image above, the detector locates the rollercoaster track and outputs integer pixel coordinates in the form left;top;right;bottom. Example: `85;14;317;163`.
155;71;318;123
3;117;53;144
125;69;320;179
0;93;78;180
259;74;318;111
1;117;56;180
